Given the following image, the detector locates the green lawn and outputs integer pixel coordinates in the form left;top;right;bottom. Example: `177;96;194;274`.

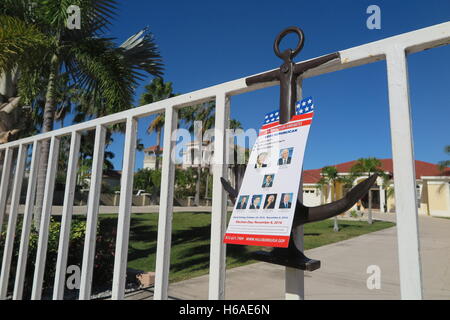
99;212;395;283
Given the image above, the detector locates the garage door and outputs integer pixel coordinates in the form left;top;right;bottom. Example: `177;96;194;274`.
303;189;321;207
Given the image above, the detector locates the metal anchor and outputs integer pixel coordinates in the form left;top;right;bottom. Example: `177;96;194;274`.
222;27;376;271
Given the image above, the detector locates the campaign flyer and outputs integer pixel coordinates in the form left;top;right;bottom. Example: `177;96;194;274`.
224;97;315;248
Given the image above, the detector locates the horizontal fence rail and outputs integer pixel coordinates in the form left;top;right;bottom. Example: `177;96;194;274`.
0;21;448;300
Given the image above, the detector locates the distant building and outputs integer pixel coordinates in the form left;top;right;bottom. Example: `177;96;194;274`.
143;145;163;170
181;140;249;189
141;140;249;190
302;159;450;217
181;140;213;169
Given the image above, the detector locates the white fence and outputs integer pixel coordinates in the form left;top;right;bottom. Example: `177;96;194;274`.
0;22;449;300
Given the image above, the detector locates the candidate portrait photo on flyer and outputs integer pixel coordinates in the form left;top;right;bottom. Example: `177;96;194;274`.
261;174;274;188
249;195;263;209
263;194;277;209
236;195;249;209
254;151;269;168
278;147;294;166
279;192;293;209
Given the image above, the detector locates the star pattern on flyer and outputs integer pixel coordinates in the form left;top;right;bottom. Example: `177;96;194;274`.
295;97;314;115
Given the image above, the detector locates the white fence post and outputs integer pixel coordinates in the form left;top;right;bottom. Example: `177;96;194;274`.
154;107;178;300
208;93;230;300
13;141;41;300
31;136;60;300
285;79;305;300
79;125;107;300
386;46;423;300
112;117;138;300
0;144;27;299
53;131;81;300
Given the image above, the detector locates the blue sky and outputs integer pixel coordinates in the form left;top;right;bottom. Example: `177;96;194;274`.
90;0;449;171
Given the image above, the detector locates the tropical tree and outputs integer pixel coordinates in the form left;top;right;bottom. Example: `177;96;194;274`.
0;1;163;227
180;102;215;206
382;178;395;213
350;157;385;224
318;166;344;232
229;119;247;191
139;77;178;170
174;167;196;199
438;145;450;171
133;168;161;198
0;71;25;143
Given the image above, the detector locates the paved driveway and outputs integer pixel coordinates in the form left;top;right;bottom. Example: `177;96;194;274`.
125;213;450;300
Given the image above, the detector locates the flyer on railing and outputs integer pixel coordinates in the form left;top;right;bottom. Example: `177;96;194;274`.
224;97;315;248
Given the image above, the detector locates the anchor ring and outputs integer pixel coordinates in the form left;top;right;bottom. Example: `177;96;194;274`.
273;26;305;60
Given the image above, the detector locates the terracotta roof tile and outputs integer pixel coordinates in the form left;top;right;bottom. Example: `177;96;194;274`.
303;158;450;184
144;145;163;153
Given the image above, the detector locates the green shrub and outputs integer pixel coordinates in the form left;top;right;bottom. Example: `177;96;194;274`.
0;217;115;298
349;210;358;218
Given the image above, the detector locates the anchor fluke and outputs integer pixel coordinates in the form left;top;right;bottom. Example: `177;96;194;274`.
220;174;378;225
220;177;238;199
221;174;378;270
296;173;379;225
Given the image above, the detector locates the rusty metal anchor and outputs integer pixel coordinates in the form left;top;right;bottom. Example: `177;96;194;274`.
222;27;376;271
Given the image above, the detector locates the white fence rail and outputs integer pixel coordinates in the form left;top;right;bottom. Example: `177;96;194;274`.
0;22;449;300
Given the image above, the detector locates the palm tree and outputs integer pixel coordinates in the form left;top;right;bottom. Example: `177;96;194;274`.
383;179;395;213
0;1;163;227
178;103;243;206
319;166;343;232
350;157;385;224
179;102;215;206
229;119;246;191
438;145;450;171
139;77;177;170
0;70;22;143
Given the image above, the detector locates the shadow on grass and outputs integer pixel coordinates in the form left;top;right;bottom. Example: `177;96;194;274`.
126;215;158;263
168;223;255;275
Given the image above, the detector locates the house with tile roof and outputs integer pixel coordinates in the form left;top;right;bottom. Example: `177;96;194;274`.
302;159;450;217
143;145;163;170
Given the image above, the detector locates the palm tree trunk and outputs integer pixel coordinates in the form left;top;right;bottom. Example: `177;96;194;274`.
233;147;239;190
233;165;238;190
204;173;209;199
0;69;21;146
195;166;201;206
333;217;339;232
368;189;373;224
332;183;339;232
0;68;18;99
155;127;161;170
34;54;59;229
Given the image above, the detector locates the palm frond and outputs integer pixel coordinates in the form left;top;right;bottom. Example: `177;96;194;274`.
438;160;450;171
36;0;118;37
321;166;338;180
0;15;54;74
0;0;35;22
67;28;163;116
67;37;136;114
229;119;243;130
140;77;175;105
118;27;164;81
148;114;165;134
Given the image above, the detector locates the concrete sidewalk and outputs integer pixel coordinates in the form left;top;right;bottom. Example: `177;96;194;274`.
125;213;450;300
